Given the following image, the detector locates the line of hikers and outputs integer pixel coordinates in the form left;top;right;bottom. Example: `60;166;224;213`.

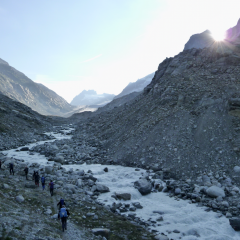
8;163;54;197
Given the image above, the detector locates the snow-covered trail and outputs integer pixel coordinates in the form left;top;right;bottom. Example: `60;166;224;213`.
1;128;240;239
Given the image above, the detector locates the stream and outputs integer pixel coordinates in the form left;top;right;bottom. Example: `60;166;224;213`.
1;127;240;240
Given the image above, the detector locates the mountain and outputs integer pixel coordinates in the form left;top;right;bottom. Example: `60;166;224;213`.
226;18;240;44
114;73;154;99
184;30;215;50
184;18;240;51
0;58;74;116
73;35;240;186
70;90;115;106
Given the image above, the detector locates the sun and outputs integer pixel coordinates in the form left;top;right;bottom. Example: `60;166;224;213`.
211;30;226;41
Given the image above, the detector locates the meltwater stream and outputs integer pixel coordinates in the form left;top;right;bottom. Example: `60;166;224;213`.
1;128;240;240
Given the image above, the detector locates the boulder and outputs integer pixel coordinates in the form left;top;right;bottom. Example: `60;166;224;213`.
206;186;225;198
45;209;52;215
115;193;131;201
229;218;240;231
92;228;110;239
64;184;76;193
3;183;10;189
134;179;152;195
45;166;53;174
20;147;29;151
55;155;64;164
155;235;169;240
96;184;110;193
132;202;143;209
234;166;240;173
16;195;24;203
175;188;181;194
76;179;83;187
51;214;58;219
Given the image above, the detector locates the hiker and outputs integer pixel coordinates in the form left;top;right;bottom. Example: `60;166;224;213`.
0;160;2;169
9;162;14;175
49;180;54;196
35;172;40;186
32;170;36;180
57;198;65;210
24;166;29;180
41;175;45;190
58;205;70;232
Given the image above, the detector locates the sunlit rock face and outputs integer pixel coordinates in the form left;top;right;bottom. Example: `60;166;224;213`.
226;18;240;44
184;30;215;50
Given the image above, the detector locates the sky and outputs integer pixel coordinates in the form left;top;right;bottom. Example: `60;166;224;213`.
0;0;240;103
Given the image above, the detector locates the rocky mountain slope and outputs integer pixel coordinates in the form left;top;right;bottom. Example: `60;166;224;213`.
0;92;56;150
72;41;240;188
114;73;154;99
71;90;115;107
0;59;74;116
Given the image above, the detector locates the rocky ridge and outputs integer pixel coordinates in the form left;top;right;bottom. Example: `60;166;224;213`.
114;73;155;99
0;58;74;116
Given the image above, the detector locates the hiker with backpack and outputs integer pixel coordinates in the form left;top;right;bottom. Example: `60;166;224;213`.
57;198;65;210
32;170;36;180
9;162;14;175
35;172;40;186
41;176;45;190
58;205;70;232
24;166;29;180
49;180;54;196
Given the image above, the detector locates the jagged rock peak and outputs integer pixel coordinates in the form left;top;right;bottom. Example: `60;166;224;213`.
184;30;214;51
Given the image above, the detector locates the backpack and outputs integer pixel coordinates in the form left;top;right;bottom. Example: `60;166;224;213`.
50;182;54;189
59;208;68;218
41;177;45;183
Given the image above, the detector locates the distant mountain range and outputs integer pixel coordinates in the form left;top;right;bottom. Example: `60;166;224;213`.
70;90;115;106
114;73;154;99
0;58;73;116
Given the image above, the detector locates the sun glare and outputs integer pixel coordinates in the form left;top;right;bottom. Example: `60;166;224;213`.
211;30;226;41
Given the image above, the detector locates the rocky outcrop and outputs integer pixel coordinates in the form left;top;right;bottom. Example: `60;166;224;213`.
184;30;215;50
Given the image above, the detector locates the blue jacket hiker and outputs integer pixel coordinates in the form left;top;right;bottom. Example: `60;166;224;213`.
57;198;65;210
58;206;70;232
41;176;45;190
